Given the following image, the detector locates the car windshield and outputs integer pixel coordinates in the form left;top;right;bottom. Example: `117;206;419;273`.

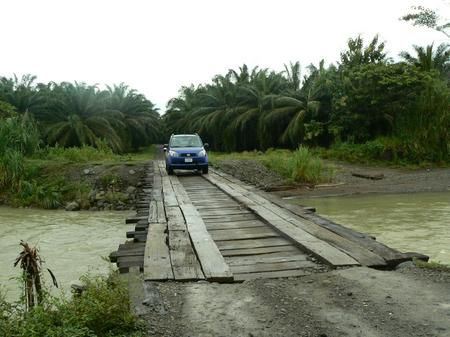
170;135;203;148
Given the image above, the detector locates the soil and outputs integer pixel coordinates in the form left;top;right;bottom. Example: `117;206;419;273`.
135;265;450;337
213;159;450;198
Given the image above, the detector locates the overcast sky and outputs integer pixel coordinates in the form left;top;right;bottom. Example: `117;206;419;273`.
0;0;448;110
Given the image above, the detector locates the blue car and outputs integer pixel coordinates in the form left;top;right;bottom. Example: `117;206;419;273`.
164;134;209;175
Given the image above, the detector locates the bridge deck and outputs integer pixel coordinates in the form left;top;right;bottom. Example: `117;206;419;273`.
111;160;428;282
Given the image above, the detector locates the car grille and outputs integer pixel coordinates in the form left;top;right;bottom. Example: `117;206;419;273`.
180;153;197;157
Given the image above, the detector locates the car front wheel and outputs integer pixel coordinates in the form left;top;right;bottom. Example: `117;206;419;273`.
167;166;174;175
202;166;208;174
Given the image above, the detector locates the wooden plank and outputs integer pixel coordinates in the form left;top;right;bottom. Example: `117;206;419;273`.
204;173;359;267
205;220;265;230
225;252;308;266
198;209;252;216
201;213;256;222
156;200;166;223
215;237;289;250
209;227;278;241
194;204;239;210
229;260;316;274
180;203;233;282
143;223;174;281
234;269;310;281
221;245;298;257
166;206;187;231
212;168;401;266
169;230;205;281
126;215;148;224
148;201;157;223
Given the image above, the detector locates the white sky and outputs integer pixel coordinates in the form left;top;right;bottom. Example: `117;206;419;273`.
0;0;448;110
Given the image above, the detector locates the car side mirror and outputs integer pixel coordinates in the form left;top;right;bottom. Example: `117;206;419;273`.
204;143;209;149
163;144;168;152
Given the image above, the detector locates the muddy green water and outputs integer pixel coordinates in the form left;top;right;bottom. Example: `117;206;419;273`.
0;207;131;301
289;192;450;264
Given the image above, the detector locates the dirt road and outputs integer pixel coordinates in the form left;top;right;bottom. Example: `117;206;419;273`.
137;265;450;337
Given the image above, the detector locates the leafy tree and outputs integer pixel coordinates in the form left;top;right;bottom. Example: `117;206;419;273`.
401;5;450;38
339;35;388;68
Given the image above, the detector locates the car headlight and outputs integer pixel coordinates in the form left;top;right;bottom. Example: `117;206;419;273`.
169;150;178;157
198;149;206;157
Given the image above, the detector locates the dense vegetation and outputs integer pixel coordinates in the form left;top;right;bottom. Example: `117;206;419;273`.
163;36;450;163
0;78;162;153
0;271;143;337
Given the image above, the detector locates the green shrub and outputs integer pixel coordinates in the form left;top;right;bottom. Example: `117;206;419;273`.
0;272;141;337
42;145;116;163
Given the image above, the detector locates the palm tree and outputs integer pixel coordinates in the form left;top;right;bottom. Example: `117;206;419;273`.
40;82;125;152
106;83;161;151
400;43;450;76
0;74;45;115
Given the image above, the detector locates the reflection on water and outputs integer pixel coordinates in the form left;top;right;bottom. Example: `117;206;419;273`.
0;207;131;301
289;192;450;264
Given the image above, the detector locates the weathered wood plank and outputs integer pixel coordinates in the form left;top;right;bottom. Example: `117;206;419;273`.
169;230;205;281
204;173;359;267
225;252;308;266
143;223;174;281
198;209;252;216
209;227;278;241
234;269;310;281
180;203;233;282
205;220;265;230
215;237;290;250
221;245;298;257
165;206;187;231
201;213;257;222
229;260;316;274
212;168;404;265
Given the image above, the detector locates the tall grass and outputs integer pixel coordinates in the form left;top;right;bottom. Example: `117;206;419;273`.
210;146;334;184
0;113;40;188
263;147;334;184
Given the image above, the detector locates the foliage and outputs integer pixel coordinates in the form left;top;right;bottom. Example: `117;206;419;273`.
414;259;450;272
0;76;162;154
0;271;142;337
401;5;450;38
163;35;449;164
210;147;334;184
0;113;40;188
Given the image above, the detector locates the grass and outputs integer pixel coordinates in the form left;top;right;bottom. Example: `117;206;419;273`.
0;271;144;337
210;146;335;185
414;259;450;272
0;145;156;209
319;138;450;168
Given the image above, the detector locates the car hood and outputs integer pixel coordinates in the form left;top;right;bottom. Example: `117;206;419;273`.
169;147;204;153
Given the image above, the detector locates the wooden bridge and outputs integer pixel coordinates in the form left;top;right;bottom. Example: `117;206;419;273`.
110;161;427;282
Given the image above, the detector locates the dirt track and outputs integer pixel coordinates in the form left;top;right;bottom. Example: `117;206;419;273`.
138;265;450;337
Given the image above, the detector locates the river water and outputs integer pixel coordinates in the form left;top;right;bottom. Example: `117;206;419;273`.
289;192;450;264
0;207;131;301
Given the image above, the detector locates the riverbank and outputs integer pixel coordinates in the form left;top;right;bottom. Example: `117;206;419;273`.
0;146;154;211
211;157;450;198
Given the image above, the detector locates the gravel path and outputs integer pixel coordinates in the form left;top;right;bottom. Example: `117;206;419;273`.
138;266;450;337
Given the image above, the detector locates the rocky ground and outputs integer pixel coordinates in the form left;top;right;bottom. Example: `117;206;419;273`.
62;162;148;211
131;263;450;337
213;159;450;198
